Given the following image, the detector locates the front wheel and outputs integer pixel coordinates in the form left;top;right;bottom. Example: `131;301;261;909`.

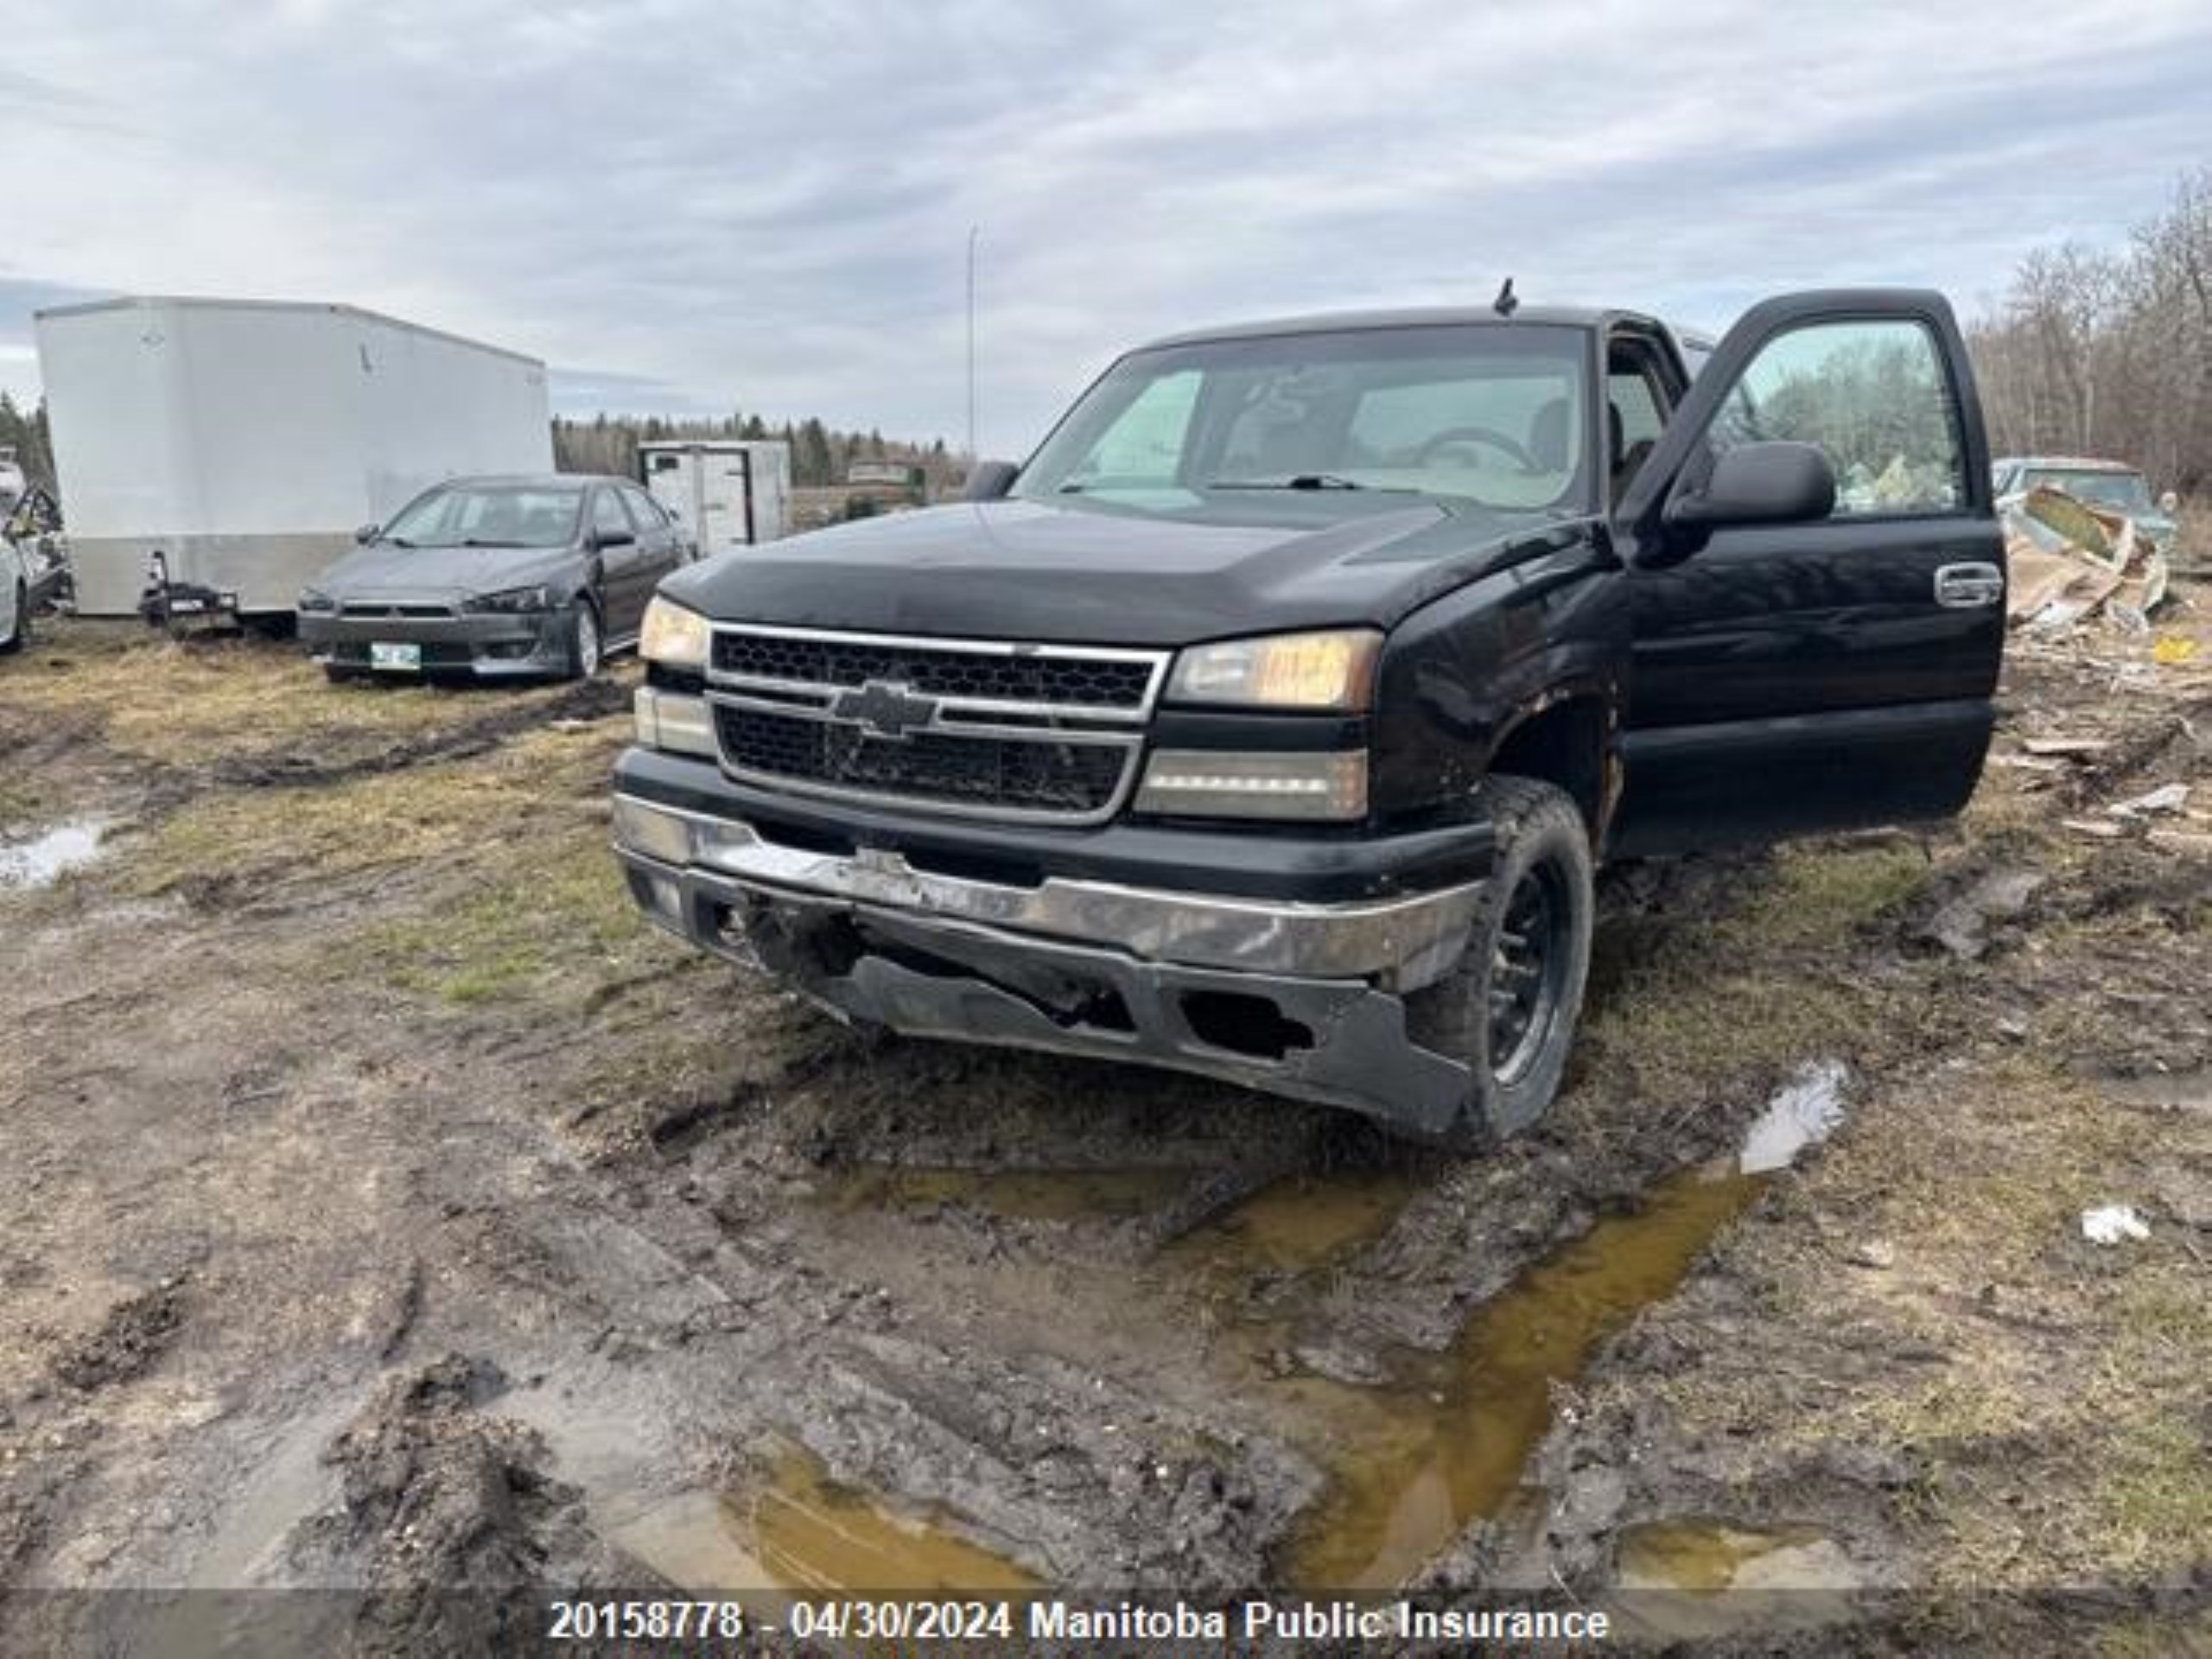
1404;775;1594;1149
564;600;602;680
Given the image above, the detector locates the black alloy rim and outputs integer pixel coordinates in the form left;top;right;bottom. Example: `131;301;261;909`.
1488;857;1570;1086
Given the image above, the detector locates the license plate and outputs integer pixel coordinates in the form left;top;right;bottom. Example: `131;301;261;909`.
370;641;423;672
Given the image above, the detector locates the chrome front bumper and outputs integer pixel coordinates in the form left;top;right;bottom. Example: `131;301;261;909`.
610;794;1484;991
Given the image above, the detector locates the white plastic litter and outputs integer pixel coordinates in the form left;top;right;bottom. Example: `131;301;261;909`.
2080;1205;2151;1245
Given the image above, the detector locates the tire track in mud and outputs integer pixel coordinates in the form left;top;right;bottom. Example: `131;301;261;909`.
186;677;632;799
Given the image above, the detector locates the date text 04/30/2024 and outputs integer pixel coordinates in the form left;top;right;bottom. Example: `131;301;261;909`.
544;1599;1616;1644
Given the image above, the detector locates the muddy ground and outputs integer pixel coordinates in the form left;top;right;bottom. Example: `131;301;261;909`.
0;602;2207;1655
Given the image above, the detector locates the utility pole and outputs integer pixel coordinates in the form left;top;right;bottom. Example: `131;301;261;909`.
965;225;980;463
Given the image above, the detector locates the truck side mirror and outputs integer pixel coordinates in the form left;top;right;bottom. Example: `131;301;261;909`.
1665;441;1836;530
354;523;379;544
2158;489;2179;515
963;460;1020;502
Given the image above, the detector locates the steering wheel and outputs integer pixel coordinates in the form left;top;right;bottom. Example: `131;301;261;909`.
1414;425;1538;470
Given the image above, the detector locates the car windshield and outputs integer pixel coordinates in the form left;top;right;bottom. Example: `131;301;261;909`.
1014;324;1593;520
382;484;582;549
2024;468;2152;514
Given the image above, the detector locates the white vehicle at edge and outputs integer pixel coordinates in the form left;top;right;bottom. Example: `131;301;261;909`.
0;535;29;652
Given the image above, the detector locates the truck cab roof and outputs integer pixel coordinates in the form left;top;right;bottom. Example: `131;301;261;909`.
1139;305;1713;353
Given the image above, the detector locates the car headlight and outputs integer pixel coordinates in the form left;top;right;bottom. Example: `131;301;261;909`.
298;589;336;613
464;585;556;614
640;596;710;670
1166;628;1381;710
1135;749;1369;821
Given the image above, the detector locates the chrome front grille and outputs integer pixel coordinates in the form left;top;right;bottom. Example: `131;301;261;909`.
705;623;1166;823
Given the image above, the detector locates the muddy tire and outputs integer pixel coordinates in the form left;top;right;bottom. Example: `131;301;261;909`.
0;582;25;653
565;599;602;681
1405;775;1593;1150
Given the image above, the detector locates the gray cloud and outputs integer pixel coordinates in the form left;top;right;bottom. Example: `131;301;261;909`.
1;0;2207;453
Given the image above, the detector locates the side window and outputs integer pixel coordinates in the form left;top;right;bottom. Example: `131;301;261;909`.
1071;371;1200;486
619;485;661;529
1609;372;1662;448
1606;365;1663;506
591;489;632;539
1708;319;1964;516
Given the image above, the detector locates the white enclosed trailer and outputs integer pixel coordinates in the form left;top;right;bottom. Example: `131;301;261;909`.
34;297;552;616
640;440;790;553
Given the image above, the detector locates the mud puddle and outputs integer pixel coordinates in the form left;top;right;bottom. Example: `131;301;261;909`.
1278;1165;1763;1586
1609;1519;1865;1641
1737;1058;1848;1175
1616;1518;1860;1592
1278;1061;1850;1588
0;816;111;888
1165;1168;1425;1277
614;1450;1039;1595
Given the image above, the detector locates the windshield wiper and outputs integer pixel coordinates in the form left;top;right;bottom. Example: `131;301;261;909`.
457;537;527;548
383;536;416;548
1206;474;1407;493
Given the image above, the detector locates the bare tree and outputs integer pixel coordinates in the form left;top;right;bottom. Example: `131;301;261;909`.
1970;168;2212;495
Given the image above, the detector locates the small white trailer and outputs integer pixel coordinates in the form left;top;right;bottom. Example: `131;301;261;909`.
34;296;553;616
640;439;790;554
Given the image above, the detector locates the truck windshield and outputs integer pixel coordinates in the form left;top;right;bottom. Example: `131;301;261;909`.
1014;324;1592;518
2023;468;2152;514
382;485;583;549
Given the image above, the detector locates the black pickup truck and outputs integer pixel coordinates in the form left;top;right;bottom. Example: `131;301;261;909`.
613;289;2003;1147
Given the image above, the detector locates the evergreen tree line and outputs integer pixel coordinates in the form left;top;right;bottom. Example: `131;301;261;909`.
551;410;956;489
3;391;955;498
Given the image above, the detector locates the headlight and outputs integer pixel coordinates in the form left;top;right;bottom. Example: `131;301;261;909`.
465;585;556;614
640;596;710;670
1166;628;1381;710
298;589;336;613
1135;749;1369;821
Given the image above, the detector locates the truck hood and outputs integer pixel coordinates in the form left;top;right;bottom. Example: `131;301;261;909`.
659;498;1573;646
308;542;577;601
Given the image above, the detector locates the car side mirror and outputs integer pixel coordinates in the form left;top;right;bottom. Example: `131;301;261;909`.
592;527;636;550
1665;441;1836;530
963;460;1020;502
2158;489;2179;515
354;523;379;545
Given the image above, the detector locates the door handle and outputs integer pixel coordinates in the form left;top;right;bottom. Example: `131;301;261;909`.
1933;563;2003;609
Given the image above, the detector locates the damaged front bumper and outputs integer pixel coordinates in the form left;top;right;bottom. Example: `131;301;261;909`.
611;793;1485;1139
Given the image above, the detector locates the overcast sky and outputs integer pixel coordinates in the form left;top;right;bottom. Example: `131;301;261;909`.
3;0;2208;454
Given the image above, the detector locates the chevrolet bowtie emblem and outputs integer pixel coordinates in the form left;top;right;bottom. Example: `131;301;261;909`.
832;679;938;740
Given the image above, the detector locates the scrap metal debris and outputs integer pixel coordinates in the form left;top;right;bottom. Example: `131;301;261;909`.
2005;486;2169;627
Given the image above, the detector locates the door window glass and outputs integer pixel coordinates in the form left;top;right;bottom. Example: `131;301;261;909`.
618;485;663;529
591;490;632;538
1710;320;1964;515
